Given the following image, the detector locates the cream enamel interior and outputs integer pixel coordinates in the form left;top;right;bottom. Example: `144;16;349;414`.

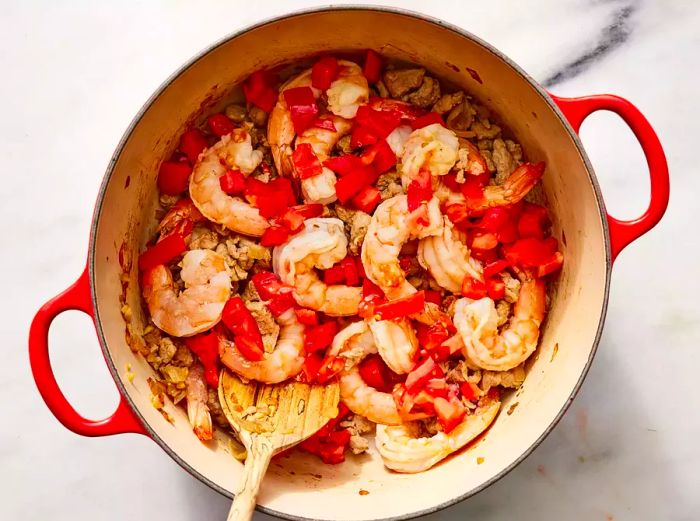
91;9;609;521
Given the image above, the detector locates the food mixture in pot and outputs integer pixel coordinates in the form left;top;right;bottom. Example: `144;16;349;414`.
129;51;564;473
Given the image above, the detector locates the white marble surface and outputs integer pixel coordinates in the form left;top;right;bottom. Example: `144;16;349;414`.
3;1;698;519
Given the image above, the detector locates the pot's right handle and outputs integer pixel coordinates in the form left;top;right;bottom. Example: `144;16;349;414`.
550;94;669;261
29;265;147;437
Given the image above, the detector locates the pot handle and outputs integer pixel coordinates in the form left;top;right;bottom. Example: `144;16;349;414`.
550;94;669;261
29;265;147;436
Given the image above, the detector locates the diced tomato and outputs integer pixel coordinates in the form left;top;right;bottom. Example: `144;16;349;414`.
434;397;466;434
335;165;378;203
362;277;384;298
504;237;559;267
138;233;187;272
424;290;442;306
461;174;487;201
252;271;291;301
373;291;425;320
304;321;338;353
292;204;324;219
351;186;381;214
292;142;323;179
461;275;487;299
359;354;393;392
445;202;470;224
486;277;506;300
442;172;461;192
277;208;304;233
355;256;366;279
497;218;519;244
483;259;510;278
245;178;288;219
478;208;510;232
179;129;208;163
407;169;433;212
266;292;295;317
361;139;396;174
405;357;444;394
260;225;290;246
324;154;365;176
183;329;221;388
470;231;498;251
283;87;319;133
350;125;379;149
316;355;345;383
518;203;550;239
537;251;564;277
363;49;382;83
295;308;319;326
410;112;445;130
270;176;297;206
206;113;235;137
300;353;323;383
459;382;480;402
323;265;346;285
341;256;360;286
218;169;246;195
416;323;450;362
471;247;500;264
355;105;402;139
311;56;339;90
221;296;265;362
243;69;278;113
157;160;192;195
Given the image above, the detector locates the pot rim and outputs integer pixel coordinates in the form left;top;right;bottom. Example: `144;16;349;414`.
88;5;612;520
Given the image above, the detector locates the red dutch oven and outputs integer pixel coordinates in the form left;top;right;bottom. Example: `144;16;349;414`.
28;7;669;521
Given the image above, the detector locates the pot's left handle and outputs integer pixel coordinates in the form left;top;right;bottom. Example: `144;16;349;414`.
29;265;147;436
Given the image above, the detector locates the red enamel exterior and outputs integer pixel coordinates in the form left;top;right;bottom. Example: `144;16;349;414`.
28;263;146;437
550;94;670;261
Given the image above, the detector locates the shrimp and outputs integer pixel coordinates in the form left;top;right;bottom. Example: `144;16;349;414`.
219;308;305;384
297;116;354;204
189;129;268;237
417;217;483;293
368;318;418;374
185;363;213;442
157;198;205;238
454;271;545;371
361;194;442;300
142;249;231;337
268;60;369;180
328;321;402;425
401;123;459;187
273;217;362;316
435;162;545;213
375;400;501;473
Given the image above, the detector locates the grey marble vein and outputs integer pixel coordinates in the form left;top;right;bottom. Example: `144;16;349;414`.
543;0;639;87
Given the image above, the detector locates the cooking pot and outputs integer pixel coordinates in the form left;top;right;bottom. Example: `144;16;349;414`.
29;7;669;520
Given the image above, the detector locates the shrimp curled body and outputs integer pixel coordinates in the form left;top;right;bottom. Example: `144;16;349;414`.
142;249;231;337
417;217;483;293
273;218;362;316
328;321;402;425
361;194;442;300
376;401;501;473
454;273;545;371
189;129;267;236
368;318;418;374
186;363;213;442
219;308;305;384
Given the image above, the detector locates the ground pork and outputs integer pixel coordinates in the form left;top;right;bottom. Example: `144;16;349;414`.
333;204;370;254
340;414;375;455
432;91;464;115
406;76;441;108
383;68;425;97
376;170;403;200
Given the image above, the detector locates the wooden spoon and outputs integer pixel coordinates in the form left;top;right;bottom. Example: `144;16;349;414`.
218;369;340;521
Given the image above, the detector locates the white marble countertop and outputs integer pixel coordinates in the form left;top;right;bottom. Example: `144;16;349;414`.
3;1;698;519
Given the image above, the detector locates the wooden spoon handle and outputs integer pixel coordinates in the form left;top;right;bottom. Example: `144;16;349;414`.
227;437;274;521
